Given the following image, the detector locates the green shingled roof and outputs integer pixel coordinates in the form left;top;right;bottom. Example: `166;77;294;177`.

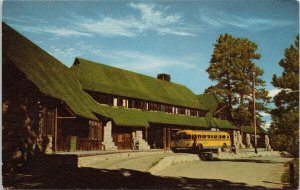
240;126;268;135
210;118;237;130
94;104;210;128
71;58;207;110
2;23;99;120
197;93;226;114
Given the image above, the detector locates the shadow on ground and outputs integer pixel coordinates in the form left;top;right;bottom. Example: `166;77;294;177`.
215;159;285;164
4;163;270;189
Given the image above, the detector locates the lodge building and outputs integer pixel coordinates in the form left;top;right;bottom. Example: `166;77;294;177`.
2;22;268;154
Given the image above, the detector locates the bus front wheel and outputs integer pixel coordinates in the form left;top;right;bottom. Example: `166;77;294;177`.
197;144;203;152
222;143;227;151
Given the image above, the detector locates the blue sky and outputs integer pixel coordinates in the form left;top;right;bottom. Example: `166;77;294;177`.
3;0;299;127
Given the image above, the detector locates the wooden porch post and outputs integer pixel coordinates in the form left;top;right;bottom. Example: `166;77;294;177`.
167;128;171;149
144;128;148;142
163;127;167;150
54;107;58;153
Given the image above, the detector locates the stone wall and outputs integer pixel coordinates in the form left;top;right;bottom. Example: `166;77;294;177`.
102;121;117;150
132;130;150;150
246;134;253;148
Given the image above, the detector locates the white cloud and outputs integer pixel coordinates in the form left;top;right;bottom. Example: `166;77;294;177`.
101;50;197;73
8;3;197;38
268;88;281;98
76;3;196;37
77;17;138;37
259;111;271;117
11;24;91;37
48;42;103;66
200;10;294;31
43;27;92;37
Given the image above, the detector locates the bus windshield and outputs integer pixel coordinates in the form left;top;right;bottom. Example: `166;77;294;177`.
175;133;191;140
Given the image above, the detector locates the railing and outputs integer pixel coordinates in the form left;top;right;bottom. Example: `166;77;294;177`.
77;138;103;151
57;137;104;152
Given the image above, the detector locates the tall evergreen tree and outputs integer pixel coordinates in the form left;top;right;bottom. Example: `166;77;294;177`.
269;35;299;156
205;34;270;126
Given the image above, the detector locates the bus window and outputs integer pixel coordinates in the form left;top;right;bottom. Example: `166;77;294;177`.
203;135;206;138
219;135;222;139
227;135;230;139
222;135;225;139
175;134;192;140
207;135;210;139
198;135;201;139
192;135;197;140
214;135;217;139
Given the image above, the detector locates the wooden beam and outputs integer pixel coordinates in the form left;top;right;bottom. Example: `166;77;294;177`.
54;107;58;153
163;127;167;150
213;104;227;117
167;128;171;149
144;128;148;142
57;116;77;119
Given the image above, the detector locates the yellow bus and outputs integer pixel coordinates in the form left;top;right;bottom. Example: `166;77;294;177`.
174;130;231;152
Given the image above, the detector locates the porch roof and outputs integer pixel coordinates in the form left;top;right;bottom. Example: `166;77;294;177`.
93;104;236;130
210;118;238;130
197;93;226;114
240;126;268;135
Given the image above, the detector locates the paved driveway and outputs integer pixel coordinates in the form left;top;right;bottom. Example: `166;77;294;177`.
155;155;292;189
89;152;175;171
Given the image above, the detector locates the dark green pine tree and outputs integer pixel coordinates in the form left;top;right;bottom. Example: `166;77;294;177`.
205;34;270;127
269;35;299;156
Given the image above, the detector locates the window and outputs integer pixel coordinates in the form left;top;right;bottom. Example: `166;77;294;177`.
175;134;191;140
149;102;161;111
42;109;54;136
214;135;217;139
178;107;185;115
198;110;206;117
161;104;166;112
227;135;230;139
134;100;143;109
117;98;123;107
198;135;201;139
202;135;206;138
222;135;226;139
89;122;102;140
191;109;198;117
128;99;135;108
166;105;172;113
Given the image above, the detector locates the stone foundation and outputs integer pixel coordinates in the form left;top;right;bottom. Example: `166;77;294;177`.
246;134;253;148
265;135;272;151
44;135;53;154
237;131;245;148
132;130;150;150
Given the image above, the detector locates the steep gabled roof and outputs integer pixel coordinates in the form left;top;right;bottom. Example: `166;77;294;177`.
2;22;99;120
71;58;207;110
197;93;226;114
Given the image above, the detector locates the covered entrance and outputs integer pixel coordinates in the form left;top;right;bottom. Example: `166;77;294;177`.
148;124;172;150
112;127;132;150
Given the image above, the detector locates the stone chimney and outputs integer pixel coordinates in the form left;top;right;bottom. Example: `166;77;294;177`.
157;73;171;82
